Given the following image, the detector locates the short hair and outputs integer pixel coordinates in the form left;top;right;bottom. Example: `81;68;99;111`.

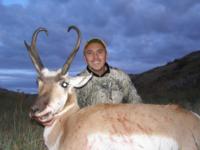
84;38;107;51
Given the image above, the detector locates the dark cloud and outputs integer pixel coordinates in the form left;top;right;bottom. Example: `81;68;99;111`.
0;0;200;93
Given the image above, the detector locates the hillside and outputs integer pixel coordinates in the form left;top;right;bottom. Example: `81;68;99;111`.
0;87;35;112
131;50;200;113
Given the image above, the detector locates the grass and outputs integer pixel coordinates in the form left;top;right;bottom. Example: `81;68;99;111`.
0;91;46;150
0;88;199;150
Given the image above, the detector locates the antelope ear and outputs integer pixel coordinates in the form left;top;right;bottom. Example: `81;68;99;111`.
69;74;92;88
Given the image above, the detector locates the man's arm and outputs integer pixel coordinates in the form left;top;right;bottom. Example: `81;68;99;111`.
126;82;142;103
121;72;142;103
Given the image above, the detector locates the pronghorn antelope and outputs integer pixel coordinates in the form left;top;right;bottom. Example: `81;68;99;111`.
25;26;200;150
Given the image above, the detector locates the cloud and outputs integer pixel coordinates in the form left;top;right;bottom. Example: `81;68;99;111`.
2;0;29;7
0;0;200;92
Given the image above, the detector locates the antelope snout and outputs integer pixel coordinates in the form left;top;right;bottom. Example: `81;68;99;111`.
32;105;40;113
29;105;40;118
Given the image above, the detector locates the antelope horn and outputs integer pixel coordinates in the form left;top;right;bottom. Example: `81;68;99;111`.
61;25;81;75
24;27;48;74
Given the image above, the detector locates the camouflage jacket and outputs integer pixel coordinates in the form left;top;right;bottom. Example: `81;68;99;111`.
76;64;142;108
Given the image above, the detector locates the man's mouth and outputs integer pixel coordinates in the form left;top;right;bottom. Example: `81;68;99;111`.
92;61;102;65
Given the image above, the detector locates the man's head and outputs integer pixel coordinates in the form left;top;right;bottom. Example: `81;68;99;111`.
83;38;108;76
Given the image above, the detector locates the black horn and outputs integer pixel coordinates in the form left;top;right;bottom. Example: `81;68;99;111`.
24;27;48;74
61;25;81;75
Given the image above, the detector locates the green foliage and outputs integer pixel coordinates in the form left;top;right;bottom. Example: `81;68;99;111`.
0;92;46;150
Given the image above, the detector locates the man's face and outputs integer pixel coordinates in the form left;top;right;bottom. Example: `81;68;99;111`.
84;42;107;75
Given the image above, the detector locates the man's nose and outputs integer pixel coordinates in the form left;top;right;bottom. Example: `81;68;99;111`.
93;52;100;60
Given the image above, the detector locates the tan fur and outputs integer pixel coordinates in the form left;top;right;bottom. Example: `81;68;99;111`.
39;90;200;150
30;74;200;150
60;104;200;150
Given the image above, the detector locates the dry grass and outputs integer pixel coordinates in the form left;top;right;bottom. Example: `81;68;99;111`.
0;92;46;150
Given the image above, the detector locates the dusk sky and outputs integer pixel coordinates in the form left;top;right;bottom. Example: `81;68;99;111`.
0;0;200;93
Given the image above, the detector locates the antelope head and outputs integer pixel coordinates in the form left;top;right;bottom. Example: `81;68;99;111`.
25;26;92;125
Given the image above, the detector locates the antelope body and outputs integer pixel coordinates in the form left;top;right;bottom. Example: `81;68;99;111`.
25;26;200;150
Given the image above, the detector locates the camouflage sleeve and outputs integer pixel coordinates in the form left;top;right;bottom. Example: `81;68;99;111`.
76;87;90;108
121;72;142;104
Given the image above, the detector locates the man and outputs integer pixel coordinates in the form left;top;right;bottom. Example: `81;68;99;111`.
76;38;142;108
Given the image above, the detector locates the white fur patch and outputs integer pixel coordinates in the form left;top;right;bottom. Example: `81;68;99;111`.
51;95;68;114
41;68;61;77
87;133;179;150
44;124;62;150
54;103;75;118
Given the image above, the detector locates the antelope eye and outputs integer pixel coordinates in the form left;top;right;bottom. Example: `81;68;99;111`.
61;82;68;88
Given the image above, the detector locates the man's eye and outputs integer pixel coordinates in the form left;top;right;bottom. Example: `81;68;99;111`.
86;50;93;55
61;82;68;88
97;49;105;54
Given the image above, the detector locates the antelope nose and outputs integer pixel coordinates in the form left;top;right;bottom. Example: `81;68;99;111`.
31;106;40;114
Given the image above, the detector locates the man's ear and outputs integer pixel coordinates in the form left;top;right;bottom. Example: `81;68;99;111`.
106;52;108;61
83;55;88;64
69;74;93;88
